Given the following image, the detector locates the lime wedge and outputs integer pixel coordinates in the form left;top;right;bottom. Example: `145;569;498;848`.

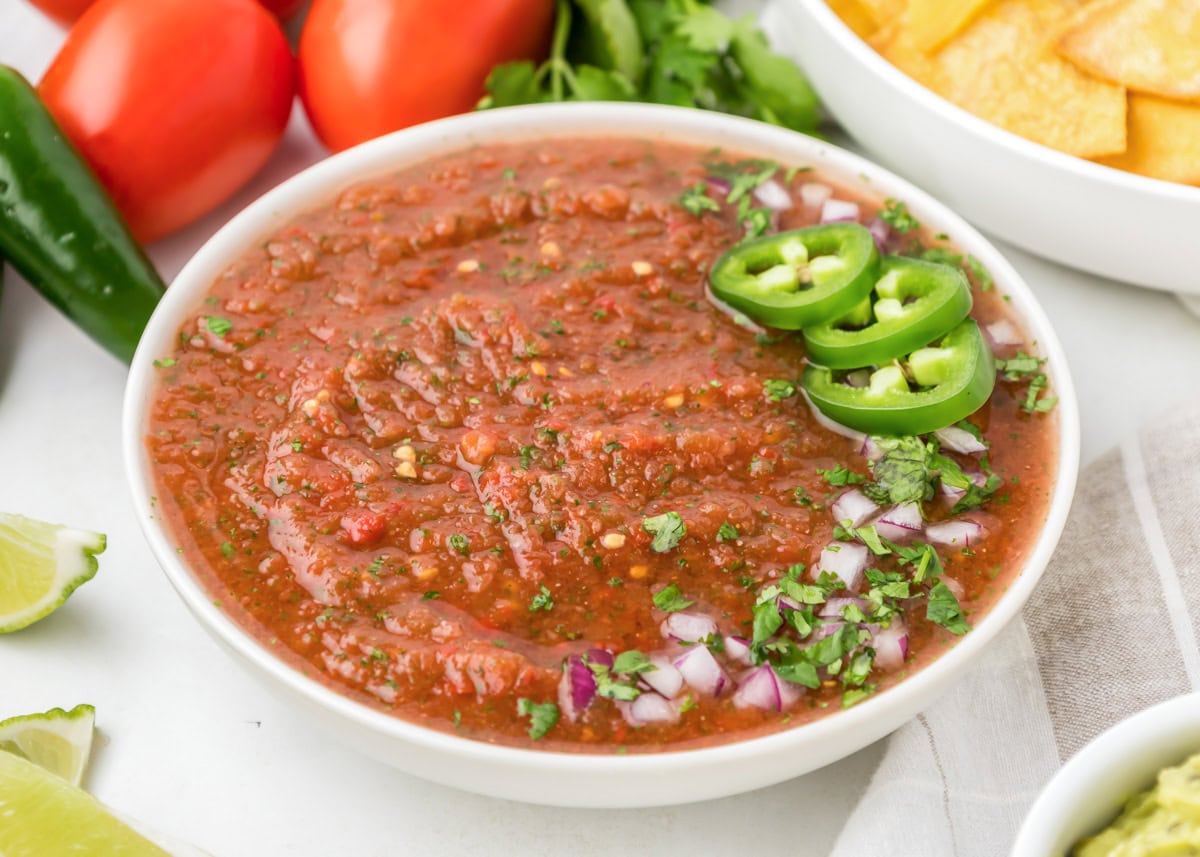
0;703;95;786
0;750;172;856
0;512;105;632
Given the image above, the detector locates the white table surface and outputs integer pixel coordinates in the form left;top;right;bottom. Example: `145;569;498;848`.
3;3;1198;854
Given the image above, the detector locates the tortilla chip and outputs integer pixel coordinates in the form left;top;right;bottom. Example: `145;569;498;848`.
1058;0;1200;102
827;0;885;39
1096;93;1200;184
907;0;995;52
878;0;1127;158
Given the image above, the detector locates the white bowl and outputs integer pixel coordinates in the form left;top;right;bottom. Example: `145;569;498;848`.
774;0;1200;295
123;102;1080;808
1013;692;1200;856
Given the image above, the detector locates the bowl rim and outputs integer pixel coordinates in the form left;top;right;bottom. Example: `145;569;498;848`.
1011;691;1200;854
794;0;1200;204
123;101;1081;780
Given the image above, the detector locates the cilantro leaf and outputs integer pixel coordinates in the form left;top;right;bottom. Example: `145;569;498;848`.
481;0;819;135
678;182;721;216
613;650;655;675
818;465;865;487
643;511;686;553
880;198;919;234
205;316;232;337
652;582;694;613
764;379;796;402
863;436;936;506
717;521;739;541
927;581;970;635
517;698;560;739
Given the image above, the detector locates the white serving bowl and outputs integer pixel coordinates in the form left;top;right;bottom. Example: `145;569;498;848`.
1013;692;1200;856
774;0;1200;294
123;102;1080;808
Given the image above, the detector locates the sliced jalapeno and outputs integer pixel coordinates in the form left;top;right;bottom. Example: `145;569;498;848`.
709;223;880;330
804;255;972;369
801;319;996;435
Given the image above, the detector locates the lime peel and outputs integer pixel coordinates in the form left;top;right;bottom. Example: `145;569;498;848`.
0;512;105;632
0;703;95;786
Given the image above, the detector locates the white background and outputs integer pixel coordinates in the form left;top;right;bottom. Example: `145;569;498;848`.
3;1;1199;854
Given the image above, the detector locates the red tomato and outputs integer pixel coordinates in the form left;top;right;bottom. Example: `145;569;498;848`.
39;0;296;243
23;0;96;25
298;0;555;152
25;0;306;24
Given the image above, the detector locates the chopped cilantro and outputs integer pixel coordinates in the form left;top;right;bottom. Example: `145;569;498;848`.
880;198;919;234
863;436;936;506
717;521;739;541
927;581;970;635
153;357;177;368
643;511;686;553
764;379;796;402
678;182;721;216
220;541;234;559
842;686;875;708
529;585;555;612
966;255;993;290
516;698;560;740
612;650;655;675
421;591;440;601
205;316;232;337
448;533;470;555
653;583;694;613
603;441;624;453
818;465;865;487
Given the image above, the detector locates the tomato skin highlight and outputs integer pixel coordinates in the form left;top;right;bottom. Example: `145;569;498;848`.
37;0;296;243
298;0;556;152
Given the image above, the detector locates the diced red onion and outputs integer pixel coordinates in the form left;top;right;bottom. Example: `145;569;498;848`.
986;319;1023;347
831;489;879;528
723;636;753;666
926;519;983;547
799;181;832;210
558;655;597;721
873;503;924;543
873;626;909;671
942;575;965;600
866;216;891;253
935;426;987;455
811;620;843;641
733;664;803;711
817;541;868;591
940;481;967;502
618;692;680;726
660;612;718;643
820;596;868;618
860;436;884;462
641;657;684;699
704;175;731;196
753;179;793;211
673;645;729;696
820;198;861;224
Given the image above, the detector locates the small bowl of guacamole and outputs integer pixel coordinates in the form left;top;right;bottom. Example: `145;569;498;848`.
1013;693;1200;857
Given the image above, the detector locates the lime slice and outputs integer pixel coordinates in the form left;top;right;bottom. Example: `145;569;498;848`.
0;512;105;632
0;750;172;856
0;703;95;786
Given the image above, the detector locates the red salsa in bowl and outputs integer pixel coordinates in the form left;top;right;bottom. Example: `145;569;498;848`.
144;137;1057;752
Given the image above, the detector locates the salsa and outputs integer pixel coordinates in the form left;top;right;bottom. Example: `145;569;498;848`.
145;138;1057;751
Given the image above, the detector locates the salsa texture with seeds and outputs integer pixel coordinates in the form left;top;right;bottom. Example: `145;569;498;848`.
146;139;1056;750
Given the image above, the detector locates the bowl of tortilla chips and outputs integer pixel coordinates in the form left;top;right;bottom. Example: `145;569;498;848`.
774;0;1200;294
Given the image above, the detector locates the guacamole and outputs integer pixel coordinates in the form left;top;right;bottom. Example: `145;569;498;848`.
1073;752;1200;856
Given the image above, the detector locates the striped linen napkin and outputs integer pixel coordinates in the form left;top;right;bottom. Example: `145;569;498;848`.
826;406;1200;856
